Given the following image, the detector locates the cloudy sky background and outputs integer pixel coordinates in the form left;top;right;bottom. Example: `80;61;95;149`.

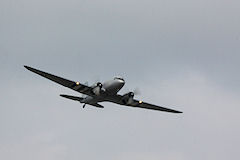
1;0;240;159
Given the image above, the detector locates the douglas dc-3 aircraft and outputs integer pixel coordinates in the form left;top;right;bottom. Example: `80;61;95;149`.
24;66;182;113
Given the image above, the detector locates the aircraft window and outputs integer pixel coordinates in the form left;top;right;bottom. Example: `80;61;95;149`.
114;77;124;81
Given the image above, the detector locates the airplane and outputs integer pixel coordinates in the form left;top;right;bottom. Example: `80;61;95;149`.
24;66;182;113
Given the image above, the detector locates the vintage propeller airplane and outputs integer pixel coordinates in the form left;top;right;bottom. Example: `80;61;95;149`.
24;66;182;113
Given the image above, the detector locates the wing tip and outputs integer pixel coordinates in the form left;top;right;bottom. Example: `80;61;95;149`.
174;110;183;113
59;94;70;99
24;65;44;74
60;94;68;98
24;65;32;71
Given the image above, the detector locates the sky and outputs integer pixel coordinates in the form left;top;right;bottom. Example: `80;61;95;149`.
0;0;240;159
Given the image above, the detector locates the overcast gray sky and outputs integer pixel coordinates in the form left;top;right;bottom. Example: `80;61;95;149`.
1;0;240;159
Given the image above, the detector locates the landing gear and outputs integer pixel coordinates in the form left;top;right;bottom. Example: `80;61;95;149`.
83;104;86;108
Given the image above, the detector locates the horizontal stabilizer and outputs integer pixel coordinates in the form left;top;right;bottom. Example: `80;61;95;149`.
91;103;104;108
60;94;84;102
60;94;104;108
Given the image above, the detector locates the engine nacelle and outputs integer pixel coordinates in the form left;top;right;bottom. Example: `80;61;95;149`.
92;82;103;95
122;92;134;105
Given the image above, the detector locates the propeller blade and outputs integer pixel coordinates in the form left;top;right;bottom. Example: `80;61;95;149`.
133;88;141;95
84;81;89;86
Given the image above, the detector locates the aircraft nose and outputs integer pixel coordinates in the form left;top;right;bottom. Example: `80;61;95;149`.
114;77;125;86
118;79;125;85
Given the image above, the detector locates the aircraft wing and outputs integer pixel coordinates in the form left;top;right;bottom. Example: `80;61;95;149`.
131;100;182;113
24;66;94;96
109;95;182;113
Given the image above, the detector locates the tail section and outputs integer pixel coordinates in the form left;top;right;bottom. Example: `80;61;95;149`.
60;94;104;108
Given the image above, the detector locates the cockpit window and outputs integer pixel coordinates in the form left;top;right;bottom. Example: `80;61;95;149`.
114;77;124;81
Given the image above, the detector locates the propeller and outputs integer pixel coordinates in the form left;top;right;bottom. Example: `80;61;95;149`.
84;81;89;86
92;75;101;84
125;92;134;105
133;88;141;96
124;87;141;97
96;82;103;88
121;87;140;105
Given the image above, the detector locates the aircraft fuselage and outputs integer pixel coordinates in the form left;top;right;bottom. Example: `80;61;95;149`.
81;77;125;104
